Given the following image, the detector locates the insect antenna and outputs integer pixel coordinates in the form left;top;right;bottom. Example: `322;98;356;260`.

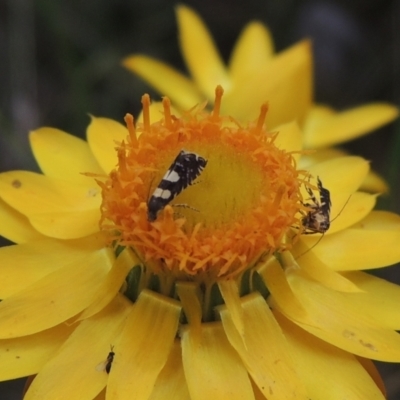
330;194;352;224
173;203;200;213
294;234;325;260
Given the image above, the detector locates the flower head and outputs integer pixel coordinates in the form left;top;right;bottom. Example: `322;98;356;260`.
100;87;303;281
1;85;400;399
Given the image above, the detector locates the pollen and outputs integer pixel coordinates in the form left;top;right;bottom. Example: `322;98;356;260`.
100;87;304;279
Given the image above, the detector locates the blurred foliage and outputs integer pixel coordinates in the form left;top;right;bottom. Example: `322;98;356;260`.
0;0;399;397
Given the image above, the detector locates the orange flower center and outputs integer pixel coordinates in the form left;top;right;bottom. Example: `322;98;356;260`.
100;87;303;281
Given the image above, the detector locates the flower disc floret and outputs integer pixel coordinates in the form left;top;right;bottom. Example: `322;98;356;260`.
100;87;304;279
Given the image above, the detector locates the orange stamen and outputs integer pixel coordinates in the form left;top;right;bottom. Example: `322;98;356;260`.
117;147;127;175
141;94;151;131
256;103;269;132
212;85;224;121
162;97;172;129
124;113;138;146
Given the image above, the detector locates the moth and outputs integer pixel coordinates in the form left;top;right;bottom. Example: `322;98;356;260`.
147;150;207;221
96;346;115;374
301;177;331;234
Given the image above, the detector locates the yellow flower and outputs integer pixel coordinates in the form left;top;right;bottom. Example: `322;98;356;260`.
123;5;398;193
1;85;400;399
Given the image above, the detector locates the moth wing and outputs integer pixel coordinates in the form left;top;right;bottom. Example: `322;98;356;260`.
95;360;108;372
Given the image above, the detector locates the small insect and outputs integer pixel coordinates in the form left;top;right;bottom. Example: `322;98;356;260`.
301;176;331;234
296;176;350;259
147;150;207;221
96;346;115;374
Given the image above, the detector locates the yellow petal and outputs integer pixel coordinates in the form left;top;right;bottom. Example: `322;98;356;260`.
86;116;127;174
218;279;244;338
302;104;335;136
224;40;312;127
77;248;139;321
303;103;399;148
107;290;181;400
307;156;369;193
123;55;203;111
251;380;269;400
219;292;308;399
0;234;105;298
285;246;362;293
176;5;230;100
0;198;45;244
229;22;274;85
93;389;106;400
24;295;130;400
0;323;74;381
331;192;377;233
341;271;400;330
356;356;386;397
361;170;389;193
29;127;103;184
176;282;202;344
274;121;303;161
149;341;190;400
29;208;100;239
0;247;114;339
0;171;101;239
181;322;254;400
310;211;400;270
0;171;87;214
299;146;347;168
257;257;307;319
274;311;386;400
278;270;400;361
299;148;389;193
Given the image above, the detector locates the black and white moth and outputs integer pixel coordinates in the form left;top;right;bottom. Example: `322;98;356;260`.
147;150;207;221
301;177;332;234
